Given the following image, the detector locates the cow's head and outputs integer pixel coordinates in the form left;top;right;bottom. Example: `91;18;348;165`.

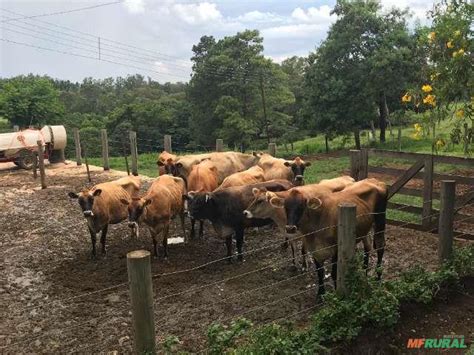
284;157;311;186
68;188;102;218
120;197;152;238
157;151;177;175
183;191;216;221
269;189;322;234
243;187;274;219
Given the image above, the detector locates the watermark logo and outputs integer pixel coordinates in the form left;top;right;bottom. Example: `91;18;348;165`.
407;335;467;349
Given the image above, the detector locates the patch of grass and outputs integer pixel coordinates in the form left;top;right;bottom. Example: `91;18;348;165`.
87;153;160;177
303;157;350;183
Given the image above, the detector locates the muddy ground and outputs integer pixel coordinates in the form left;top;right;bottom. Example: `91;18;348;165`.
0;161;472;354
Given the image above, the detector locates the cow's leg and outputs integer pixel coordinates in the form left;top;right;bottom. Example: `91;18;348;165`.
225;235;233;263
150;229;159;258
100;224;108;255
89;228;97;258
162;223;170;259
179;213;187;243
362;237;371;275
331;254;337;289
314;258;326;296
199;220;204;239
235;227;244;262
190;218;196;239
301;243;307;271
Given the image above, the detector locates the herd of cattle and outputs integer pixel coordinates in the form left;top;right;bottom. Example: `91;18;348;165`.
68;150;387;295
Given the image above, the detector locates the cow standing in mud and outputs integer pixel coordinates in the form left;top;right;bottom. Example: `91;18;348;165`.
185;180;294;262
68;176;141;257
121;175;186;258
269;178;388;296
243;176;355;268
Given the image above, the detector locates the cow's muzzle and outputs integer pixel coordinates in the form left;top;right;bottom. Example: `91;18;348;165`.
243;210;253;219
83;210;94;217
285;225;297;234
294;175;304;185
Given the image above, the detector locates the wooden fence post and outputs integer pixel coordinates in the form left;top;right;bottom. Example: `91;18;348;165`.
82;145;92;183
36;140;47;189
359;149;368;180
337;202;356;296
164;135;172;153
268;143;276;157
13;125;19;132
73;128;82;166
216;139;224;152
349;150;360;181
422;156;434;229
130;131;138;176
438;180;455;263
397;126;402;152
32;152;38;179
122;144;130;176
101;129;110;171
127;250;156;355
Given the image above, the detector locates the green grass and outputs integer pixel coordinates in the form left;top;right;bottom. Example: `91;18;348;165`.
87;153;160;178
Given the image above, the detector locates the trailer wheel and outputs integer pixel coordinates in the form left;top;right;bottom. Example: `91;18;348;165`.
16;150;36;170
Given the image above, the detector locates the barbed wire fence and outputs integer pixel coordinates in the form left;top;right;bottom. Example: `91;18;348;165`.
2;190;472;353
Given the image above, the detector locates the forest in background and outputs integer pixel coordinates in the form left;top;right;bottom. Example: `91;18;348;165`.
0;0;472;157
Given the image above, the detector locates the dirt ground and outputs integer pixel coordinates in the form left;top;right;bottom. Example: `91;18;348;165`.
1;162;472;354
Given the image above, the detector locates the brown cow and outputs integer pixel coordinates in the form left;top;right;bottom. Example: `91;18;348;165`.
243;176;355;268
254;153;311;186
68;176;141;257
218;166;265;189
269;178;387;296
120;175;186;258
174;152;260;183
186;160;220;238
157;151;178;175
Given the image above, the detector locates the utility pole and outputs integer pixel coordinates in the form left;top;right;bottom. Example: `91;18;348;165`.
259;74;270;144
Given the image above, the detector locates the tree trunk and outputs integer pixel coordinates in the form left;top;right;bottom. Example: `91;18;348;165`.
378;91;388;143
325;134;329;154
354;129;361;150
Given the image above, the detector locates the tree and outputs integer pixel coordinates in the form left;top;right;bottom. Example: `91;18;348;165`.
0;75;64;127
304;0;381;149
188;30;294;148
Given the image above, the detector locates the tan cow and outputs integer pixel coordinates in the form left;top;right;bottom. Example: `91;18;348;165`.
157;151;178;175
254;153;311;186
68;176;141;257
218;166;265;189
120;175;186;258
269;178;387;296
243;176;355;268
174;152;260;183
186;160;220;238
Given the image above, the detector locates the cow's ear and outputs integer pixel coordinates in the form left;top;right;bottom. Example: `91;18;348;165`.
120;198;130;205
307;197;322;210
269;197;284;209
187;191;196;199
157;161;164;166
143;199;152;207
93;189;102;197
265;191;276;201
305;162;311;167
252;187;260;197
283;161;292;167
68;192;79;199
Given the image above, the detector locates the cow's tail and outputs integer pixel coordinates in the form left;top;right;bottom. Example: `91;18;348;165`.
373;189;387;280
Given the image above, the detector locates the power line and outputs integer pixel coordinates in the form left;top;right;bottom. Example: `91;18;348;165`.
1;1;122;23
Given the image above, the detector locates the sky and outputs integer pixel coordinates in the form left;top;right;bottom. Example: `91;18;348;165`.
0;0;434;83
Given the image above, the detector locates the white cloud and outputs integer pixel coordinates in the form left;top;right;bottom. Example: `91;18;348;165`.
172;2;222;25
291;5;334;23
123;0;145;14
379;0;432;24
236;11;283;24
263;23;328;39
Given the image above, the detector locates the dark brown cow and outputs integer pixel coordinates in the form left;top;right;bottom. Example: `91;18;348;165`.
68;176;141;257
121;175;186;258
185;180;294;261
269;178;387;296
